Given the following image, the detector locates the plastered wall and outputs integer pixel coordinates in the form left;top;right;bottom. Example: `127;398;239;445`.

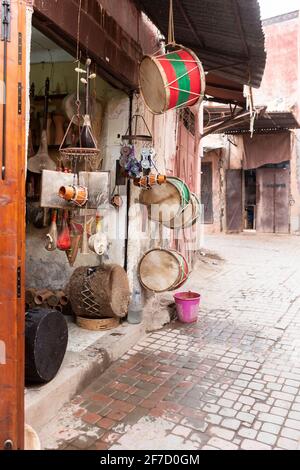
26;61;130;289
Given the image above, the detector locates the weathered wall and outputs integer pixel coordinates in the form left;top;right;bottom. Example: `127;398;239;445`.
200;135;244;235
290;130;300;234
126;97;178;293
254;12;300;113
202;149;224;234
98;0;160;56
254;12;300;234
26;61;129;289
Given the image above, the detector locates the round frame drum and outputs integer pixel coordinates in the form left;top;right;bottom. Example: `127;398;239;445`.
139;46;206;114
163;192;201;229
140;176;190;224
138;248;189;293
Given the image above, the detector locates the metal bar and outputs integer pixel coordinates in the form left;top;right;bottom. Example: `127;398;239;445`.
124;91;134;272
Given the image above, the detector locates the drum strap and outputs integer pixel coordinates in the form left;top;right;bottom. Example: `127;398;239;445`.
168;0;175;45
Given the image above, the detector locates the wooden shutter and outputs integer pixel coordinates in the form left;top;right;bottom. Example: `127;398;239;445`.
201;162;213;224
226;170;242;233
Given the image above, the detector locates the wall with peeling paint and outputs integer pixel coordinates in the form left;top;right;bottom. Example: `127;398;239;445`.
26;61;130;289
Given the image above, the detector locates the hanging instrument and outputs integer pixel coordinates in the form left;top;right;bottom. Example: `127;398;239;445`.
28;78;56;173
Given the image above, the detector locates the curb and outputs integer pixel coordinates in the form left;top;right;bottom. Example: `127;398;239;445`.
25;321;146;432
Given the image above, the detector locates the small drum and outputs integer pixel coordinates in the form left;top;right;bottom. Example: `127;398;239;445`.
163;192;201;229
140;176;190;225
134;174;166;189
139;46;205;114
138;248;189;293
59;185;88;207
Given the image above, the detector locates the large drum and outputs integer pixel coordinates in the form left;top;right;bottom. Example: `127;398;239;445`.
140;176;190;225
139;46;205;114
163;192;201;229
69;264;130;319
25;308;68;384
138;248;189;293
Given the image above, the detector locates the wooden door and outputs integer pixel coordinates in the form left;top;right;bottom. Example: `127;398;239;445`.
275;169;289;233
226;170;243;232
256;168;275;233
0;0;27;450
201;162;213;224
256;168;290;233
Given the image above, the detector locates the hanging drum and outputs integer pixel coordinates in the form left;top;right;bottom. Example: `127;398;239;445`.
138;248;189;293
163;192;201;229
139;46;205;114
140;176;190;225
25;308;68;384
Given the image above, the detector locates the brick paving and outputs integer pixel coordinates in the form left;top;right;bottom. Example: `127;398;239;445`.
41;234;300;450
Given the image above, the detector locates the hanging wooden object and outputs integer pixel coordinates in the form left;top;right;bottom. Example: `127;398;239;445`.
52;113;65;146
45;209;58;251
66;221;82;266
88;214;108;256
79;59;97;148
27;78;56;173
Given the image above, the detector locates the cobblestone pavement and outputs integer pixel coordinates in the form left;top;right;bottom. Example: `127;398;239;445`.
42;234;300;450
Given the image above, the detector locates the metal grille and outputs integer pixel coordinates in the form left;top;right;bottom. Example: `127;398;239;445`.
179;108;195;136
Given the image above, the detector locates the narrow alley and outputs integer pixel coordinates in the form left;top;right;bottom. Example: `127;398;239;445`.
41;234;300;451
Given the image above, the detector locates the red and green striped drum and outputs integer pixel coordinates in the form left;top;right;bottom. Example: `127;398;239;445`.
139;46;205;114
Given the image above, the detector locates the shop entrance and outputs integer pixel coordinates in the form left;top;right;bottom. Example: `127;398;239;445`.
256;163;290;234
226;163;290;234
244;170;257;230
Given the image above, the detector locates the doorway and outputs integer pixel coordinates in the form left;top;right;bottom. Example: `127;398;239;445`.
201;162;213;224
256;163;290;233
244;170;257;230
226;169;243;233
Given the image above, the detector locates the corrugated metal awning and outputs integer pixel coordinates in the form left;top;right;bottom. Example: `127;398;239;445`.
203;107;300;136
134;0;266;89
225;111;300;134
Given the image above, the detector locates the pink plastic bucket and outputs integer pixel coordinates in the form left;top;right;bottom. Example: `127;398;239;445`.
174;291;201;323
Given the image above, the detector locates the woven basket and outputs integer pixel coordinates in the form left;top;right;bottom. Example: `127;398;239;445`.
76;316;120;331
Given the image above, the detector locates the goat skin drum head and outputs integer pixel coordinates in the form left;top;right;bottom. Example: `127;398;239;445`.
139;249;181;292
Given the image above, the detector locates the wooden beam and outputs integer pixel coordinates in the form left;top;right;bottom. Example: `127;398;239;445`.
33;0;143;90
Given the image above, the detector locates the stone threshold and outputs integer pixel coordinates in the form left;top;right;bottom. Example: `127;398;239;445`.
25;317;146;432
